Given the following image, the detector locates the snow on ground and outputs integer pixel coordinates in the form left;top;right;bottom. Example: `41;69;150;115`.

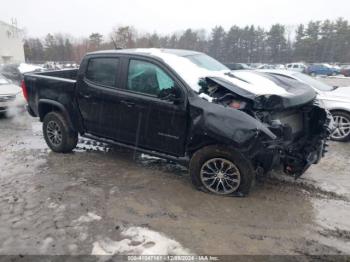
312;198;350;231
92;227;192;255
72;212;102;225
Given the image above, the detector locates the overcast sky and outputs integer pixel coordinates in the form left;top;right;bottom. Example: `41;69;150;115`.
1;0;350;38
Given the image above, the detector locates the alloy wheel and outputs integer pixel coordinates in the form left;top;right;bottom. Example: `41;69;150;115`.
331;115;350;140
200;158;241;194
46;120;63;146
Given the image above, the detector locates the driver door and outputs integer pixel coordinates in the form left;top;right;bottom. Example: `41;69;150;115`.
117;58;188;156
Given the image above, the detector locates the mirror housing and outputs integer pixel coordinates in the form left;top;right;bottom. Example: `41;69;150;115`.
158;86;183;104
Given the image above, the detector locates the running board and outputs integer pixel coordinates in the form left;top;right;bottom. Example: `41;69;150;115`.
83;133;190;167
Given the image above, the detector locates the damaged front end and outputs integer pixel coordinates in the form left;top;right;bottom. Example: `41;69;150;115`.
254;100;333;178
192;73;333;179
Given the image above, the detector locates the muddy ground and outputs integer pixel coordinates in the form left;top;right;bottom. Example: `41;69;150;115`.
1;115;350;257
0;76;350;257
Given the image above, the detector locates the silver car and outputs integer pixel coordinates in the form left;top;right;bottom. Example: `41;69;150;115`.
260;70;350;141
0;74;26;117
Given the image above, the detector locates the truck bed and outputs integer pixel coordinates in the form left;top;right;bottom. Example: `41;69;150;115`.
24;69;79;119
34;69;78;80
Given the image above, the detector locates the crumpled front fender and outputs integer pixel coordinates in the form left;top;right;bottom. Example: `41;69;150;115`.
187;98;276;152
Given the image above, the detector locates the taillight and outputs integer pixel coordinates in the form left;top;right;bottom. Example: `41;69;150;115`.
21;80;28;102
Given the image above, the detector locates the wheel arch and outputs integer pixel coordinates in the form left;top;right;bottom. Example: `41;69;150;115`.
38;99;75;131
330;108;350;115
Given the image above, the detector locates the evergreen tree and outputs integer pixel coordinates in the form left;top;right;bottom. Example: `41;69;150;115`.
209;26;226;62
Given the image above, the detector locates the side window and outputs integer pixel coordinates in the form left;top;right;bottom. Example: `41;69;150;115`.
86;58;119;87
293;64;299;68
127;59;175;96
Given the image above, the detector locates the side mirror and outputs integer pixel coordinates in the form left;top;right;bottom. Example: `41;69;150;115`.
158;87;183;104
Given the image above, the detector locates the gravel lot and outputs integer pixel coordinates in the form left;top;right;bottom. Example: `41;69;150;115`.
0;76;350;257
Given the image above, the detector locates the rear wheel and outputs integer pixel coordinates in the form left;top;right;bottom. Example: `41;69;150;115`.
330;111;350;141
189;145;254;196
43;111;78;152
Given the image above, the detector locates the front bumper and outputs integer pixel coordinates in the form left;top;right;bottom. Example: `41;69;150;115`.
252;100;333;178
283;102;333;177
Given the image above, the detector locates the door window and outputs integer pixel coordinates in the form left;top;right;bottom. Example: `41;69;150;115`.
127;60;175;96
86;58;119;87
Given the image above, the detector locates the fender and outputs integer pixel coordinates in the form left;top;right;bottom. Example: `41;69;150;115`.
186;96;277;154
38;99;76;131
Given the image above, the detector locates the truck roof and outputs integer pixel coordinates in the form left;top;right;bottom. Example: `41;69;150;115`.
87;48;202;58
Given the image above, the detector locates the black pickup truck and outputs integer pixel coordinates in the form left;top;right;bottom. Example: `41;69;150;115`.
23;49;332;196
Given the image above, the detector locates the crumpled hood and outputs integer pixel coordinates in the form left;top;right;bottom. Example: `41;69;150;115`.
210;70;298;96
206;71;316;110
138;49;316;109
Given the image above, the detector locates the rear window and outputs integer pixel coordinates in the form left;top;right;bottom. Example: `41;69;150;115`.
86;58;119;87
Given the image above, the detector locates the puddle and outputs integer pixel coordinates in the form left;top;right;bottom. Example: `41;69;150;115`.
311;198;350;253
312;199;350;231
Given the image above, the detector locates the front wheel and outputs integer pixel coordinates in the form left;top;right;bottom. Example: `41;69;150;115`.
330;111;350;141
189;145;254;196
43;111;78;153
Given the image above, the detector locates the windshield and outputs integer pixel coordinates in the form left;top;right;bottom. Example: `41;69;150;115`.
293;72;334;91
0;75;10;85
183;54;229;71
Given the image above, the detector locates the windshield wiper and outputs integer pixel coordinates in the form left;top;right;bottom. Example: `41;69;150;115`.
224;72;250;84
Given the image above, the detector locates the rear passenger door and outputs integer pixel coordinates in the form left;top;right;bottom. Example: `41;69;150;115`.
77;56;122;138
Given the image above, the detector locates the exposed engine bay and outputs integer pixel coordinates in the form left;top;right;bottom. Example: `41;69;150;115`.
197;75;333;178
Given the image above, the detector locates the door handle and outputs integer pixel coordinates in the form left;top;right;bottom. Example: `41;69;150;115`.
81;93;91;99
121;100;135;108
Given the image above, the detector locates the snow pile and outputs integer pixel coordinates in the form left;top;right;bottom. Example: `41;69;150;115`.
18;63;43;74
92;226;192;255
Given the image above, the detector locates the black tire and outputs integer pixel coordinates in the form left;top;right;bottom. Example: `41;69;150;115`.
330;111;350;142
189;145;254;196
43;111;78;153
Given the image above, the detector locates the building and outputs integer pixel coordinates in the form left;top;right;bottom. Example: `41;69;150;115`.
0;20;25;64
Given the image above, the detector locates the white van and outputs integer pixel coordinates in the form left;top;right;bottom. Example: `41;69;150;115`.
286;63;306;73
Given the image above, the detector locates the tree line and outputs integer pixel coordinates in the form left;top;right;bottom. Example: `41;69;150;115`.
24;18;350;64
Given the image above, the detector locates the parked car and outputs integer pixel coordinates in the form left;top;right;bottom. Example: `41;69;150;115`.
0;63;44;85
23;49;332;196
305;64;340;76
286;63;306;73
225;63;251;70
257;64;275;69
260;69;350;141
0;74;26;116
340;65;350;77
0;64;22;85
257;64;285;70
